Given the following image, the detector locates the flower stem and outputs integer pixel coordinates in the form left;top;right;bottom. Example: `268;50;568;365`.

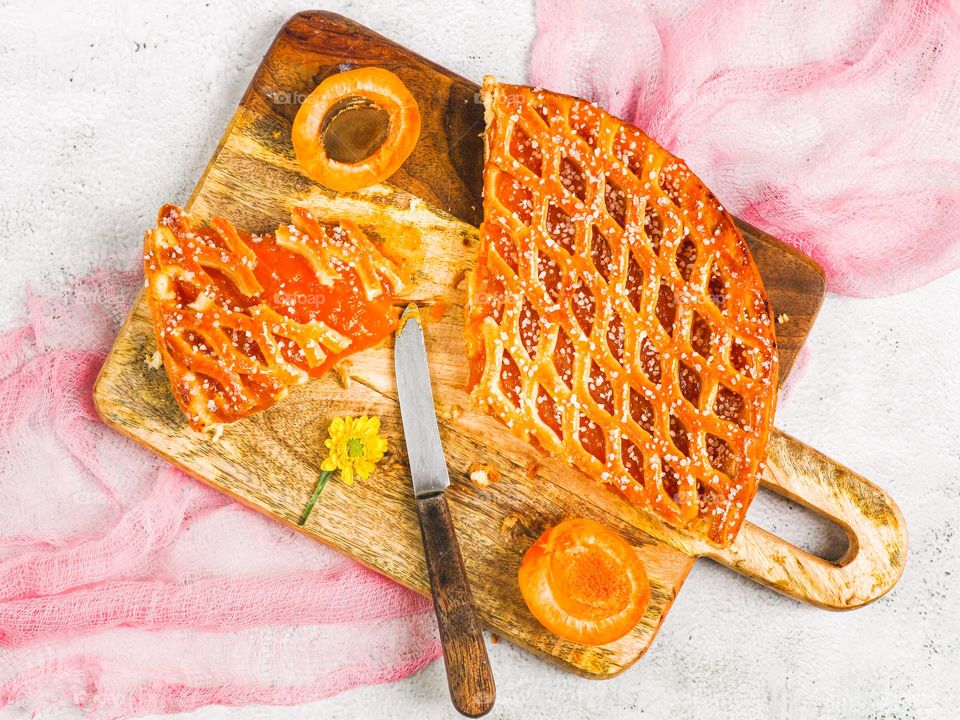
298;470;333;526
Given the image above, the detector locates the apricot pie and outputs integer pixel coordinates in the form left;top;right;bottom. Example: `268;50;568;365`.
144;205;405;432
465;79;779;545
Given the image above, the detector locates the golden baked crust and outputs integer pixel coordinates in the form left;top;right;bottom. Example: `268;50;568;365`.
465;79;778;545
144;205;403;431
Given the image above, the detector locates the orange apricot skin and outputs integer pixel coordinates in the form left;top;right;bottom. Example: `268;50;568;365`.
292;67;421;193
518;518;651;646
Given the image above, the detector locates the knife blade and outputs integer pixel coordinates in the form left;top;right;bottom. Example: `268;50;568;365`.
394;303;496;718
395;305;451;498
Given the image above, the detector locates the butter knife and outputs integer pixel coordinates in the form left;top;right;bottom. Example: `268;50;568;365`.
394;303;496;718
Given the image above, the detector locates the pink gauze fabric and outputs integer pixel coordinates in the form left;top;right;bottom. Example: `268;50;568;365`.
0;267;440;716
531;0;960;297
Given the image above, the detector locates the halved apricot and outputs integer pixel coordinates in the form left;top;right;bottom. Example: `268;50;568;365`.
518;518;650;645
292;67;421;192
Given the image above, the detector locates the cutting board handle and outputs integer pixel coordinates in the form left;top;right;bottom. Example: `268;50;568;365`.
702;429;907;609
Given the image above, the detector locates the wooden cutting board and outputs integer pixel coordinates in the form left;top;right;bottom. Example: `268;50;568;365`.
93;11;907;677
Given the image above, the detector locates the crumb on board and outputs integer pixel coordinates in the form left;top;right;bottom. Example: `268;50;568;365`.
776;313;790;324
206;424;224;442
525;460;542;481
451;267;468;288
146;350;162;369
445;403;465;422
499;515;519;535
426;299;447;324
469;462;501;489
490;633;500;644
333;360;353;389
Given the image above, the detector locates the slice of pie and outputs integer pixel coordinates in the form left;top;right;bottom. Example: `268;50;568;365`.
143;205;405;432
465;78;779;545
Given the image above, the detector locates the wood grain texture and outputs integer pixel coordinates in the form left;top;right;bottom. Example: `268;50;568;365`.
417;494;496;717
710;430;907;609
92;11;906;678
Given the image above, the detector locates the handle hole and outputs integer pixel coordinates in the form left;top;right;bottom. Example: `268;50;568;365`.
747;486;849;562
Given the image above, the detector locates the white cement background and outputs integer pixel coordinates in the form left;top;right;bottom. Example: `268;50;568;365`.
0;1;958;718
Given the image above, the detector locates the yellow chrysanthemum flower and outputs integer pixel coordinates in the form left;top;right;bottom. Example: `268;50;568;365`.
298;415;388;526
320;415;389;485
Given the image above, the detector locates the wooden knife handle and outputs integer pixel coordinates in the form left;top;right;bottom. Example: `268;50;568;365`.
416;493;496;717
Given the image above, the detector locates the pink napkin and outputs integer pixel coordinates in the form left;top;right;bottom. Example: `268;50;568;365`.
531;0;960;297
0;268;440;715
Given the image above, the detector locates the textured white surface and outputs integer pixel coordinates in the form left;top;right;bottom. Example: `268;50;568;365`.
0;1;958;718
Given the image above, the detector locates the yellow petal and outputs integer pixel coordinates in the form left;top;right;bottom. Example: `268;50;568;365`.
329;416;345;436
321;456;337;472
356;416;375;434
355;459;374;479
341;464;354;485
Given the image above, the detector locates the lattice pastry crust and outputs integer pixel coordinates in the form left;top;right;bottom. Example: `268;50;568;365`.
465;79;778;545
144;205;404;432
